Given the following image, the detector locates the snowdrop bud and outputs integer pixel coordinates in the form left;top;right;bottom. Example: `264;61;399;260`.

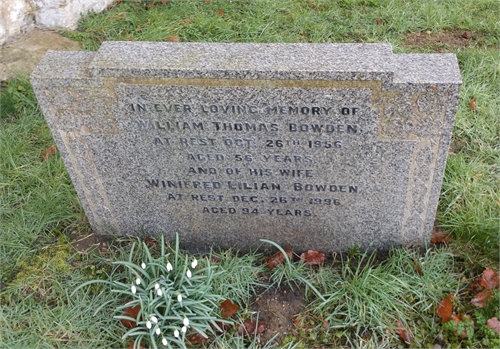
146;321;152;329
157;289;163;297
174;329;180;338
141;262;146;269
177;294;182;302
186;270;192;278
191;259;198;268
155;283;160;290
167;262;173;271
181;326;187;333
135;278;141;285
162;337;167;346
131;285;136;294
156;327;161;335
183;317;189;327
151;316;158;324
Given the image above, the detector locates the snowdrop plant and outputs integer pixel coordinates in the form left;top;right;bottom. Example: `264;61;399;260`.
73;234;229;349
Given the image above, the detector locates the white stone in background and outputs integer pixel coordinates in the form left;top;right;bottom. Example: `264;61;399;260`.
0;0;34;45
0;0;112;45
33;0;113;29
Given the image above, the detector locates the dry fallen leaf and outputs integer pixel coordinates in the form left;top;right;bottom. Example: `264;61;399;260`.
121;304;141;329
469;97;476;114
480;267;499;290
167;35;180;42
430;228;451;244
184;18;193;24
116;13;127;19
220;298;239;318
266;247;293;270
237;319;267;336
486;317;500;334
41;145;56;162
471;289;493;308
451;314;473;338
461;31;469;39
413;260;424;276
436;294;453;324
187;332;209;345
160;0;170;4
376;18;383;26
300;250;325;266
395;320;414;345
217;9;225;16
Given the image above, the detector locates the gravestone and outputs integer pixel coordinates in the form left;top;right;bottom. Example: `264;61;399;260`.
30;42;461;252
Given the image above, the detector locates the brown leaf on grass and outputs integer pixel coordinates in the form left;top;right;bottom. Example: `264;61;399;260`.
266;247;293;270
187;332;209;345
217;9;225;16
469;97;476;114
461;31;469;39
237;319;267;336
41;145;56;162
211;321;231;334
436;294;453;323
204;0;210;2
300;250;325;266
116;13;127;19
430;228;451;244
470;276;483;293
395;320;414;345
376;19;383;26
184;18;193;24
121;304;141;329
413;260;424;276
220;299;239;318
480;267;499;290
451;314;473;338
322;320;329;328
160;0;170;4
471;289;493;308
486;317;500;334
167;35;180;42
144;236;156;247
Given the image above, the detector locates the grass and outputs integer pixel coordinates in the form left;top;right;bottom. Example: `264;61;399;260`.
1;0;499;347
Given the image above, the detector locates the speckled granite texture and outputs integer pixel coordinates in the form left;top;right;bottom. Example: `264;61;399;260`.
30;42;461;252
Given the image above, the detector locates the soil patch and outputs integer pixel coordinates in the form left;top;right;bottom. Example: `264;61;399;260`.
403;30;481;51
0;28;81;81
250;284;305;344
71;232;108;253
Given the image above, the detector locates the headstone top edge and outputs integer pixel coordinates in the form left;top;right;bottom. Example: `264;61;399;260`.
30;51;97;81
89;41;396;77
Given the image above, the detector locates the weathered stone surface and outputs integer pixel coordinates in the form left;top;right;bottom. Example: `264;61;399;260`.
30;42;461;252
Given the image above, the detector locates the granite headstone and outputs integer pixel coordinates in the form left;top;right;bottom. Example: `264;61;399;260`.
30;42;461;251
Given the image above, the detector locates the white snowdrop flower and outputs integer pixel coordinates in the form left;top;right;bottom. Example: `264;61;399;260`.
162;337;168;346
135;277;141;285
151;316;158;324
157;288;163;297
156;327;161;335
183;317;189;327
154;283;160;290
166;262;173;272
141;262;146;269
186;270;192;278
174;329;180;338
146;321;152;329
191;259;198;268
177;294;183;302
181;326;187;333
131;285;136;294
